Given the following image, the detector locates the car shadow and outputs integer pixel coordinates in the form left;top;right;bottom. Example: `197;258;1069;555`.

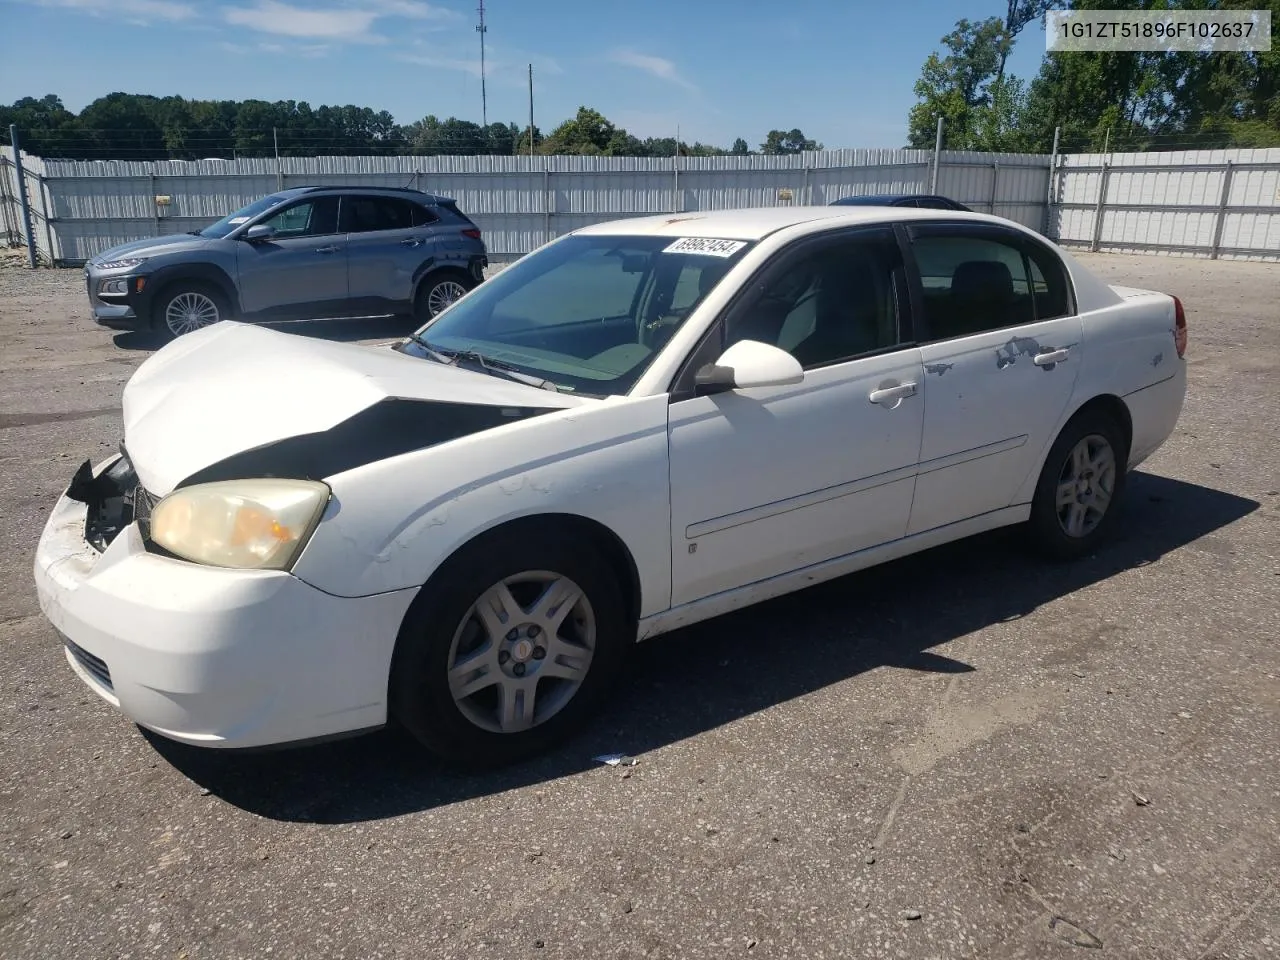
111;315;419;352
145;472;1258;823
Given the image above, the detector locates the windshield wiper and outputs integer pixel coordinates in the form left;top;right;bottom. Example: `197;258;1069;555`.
410;337;561;392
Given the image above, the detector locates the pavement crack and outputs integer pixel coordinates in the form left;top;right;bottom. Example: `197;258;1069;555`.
872;775;911;852
1193;875;1278;960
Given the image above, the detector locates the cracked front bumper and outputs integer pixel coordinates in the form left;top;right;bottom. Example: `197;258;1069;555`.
33;456;417;749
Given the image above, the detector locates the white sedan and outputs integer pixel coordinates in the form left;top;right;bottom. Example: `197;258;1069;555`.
34;206;1188;765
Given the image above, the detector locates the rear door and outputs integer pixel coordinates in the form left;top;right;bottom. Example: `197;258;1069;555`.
234;196;347;319
341;194;438;314
902;222;1082;535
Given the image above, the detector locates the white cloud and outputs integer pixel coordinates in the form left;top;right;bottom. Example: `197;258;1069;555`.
399;44;563;84
223;1;385;41
24;0;196;21
368;0;459;20
218;38;332;58
610;50;696;91
220;0;461;43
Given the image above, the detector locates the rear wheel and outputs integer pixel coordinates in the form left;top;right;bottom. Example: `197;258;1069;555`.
1027;408;1128;561
389;529;631;767
414;272;473;323
155;282;230;339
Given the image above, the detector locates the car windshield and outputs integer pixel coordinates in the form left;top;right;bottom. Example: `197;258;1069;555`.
198;193;291;239
402;233;755;395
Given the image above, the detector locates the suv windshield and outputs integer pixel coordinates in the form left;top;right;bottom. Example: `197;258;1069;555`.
198;193;292;239
403;234;753;395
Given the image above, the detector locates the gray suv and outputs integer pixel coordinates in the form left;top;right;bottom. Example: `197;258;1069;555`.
84;186;488;338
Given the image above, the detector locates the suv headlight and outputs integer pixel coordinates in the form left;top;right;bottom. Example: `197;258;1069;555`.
97;256;149;270
150;479;330;570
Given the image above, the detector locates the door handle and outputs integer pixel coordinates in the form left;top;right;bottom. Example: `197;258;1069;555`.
400;237;424;247
315;245;339;254
1033;348;1070;367
868;381;918;405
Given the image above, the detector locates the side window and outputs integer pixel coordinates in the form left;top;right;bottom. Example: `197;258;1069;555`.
1026;243;1073;320
916;197;954;210
911;233;1036;339
260;197;339;238
726;233;901;369
341;196;422;234
411;203;440;228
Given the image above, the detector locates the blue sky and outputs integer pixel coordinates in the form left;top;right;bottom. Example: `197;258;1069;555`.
0;0;1049;148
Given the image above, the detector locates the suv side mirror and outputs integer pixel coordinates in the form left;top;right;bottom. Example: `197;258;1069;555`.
243;224;276;242
694;339;804;395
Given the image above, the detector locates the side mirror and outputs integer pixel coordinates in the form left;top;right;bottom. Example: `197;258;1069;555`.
694;339;804;395
243;224;275;242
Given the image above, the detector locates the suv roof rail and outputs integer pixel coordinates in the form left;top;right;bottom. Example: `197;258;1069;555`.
298;185;435;196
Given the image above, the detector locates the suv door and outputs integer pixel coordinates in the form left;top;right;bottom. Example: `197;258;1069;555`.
902;222;1082;535
234;196;347;319
341;194;437;314
666;227;926;606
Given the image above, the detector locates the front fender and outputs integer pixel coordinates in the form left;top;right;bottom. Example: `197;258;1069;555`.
290;394;673;618
141;260;240;318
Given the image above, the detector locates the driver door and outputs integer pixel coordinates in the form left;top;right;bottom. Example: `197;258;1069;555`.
235;196;348;319
666;227;926;607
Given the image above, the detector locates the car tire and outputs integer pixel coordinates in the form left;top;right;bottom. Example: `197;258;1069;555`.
1026;407;1129;561
154;281;231;339
413;271;474;323
389;526;631;768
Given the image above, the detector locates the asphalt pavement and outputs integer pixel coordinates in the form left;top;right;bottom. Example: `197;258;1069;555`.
1;249;1277;959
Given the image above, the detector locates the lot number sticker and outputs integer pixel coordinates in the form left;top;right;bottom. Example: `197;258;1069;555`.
663;237;747;257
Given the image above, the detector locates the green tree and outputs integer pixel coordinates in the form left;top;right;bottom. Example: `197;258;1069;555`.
907;17;1009;149
0;95;86;156
760;128;822;154
730;137;750;155
542;107;619;155
78;92;166;159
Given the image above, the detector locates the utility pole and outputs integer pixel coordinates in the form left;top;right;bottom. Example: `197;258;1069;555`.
476;0;488;129
273;126;282;190
8;125;37;268
528;63;535;158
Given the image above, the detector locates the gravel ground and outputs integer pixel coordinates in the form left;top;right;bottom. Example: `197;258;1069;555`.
1;248;1277;960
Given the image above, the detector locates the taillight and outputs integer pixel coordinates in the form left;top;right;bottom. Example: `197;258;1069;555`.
461;228;482;240
1172;296;1188;358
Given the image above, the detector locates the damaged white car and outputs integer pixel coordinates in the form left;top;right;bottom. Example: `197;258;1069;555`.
34;207;1187;765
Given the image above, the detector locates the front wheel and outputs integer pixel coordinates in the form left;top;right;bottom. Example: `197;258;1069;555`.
155;282;229;339
389;530;630;767
414;272;473;323
1027;409;1128;561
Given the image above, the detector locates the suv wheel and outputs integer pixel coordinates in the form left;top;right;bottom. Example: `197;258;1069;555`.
157;282;229;338
414;272;473;323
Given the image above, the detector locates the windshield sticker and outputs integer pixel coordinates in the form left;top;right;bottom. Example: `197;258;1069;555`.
663;237;747;257
227;216;250;225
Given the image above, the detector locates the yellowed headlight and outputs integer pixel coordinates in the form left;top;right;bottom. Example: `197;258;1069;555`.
150;479;330;570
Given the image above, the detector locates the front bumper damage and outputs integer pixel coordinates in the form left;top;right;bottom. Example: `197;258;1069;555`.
33;451;416;749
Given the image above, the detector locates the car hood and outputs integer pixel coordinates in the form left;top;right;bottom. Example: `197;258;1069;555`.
122;322;588;495
92;233;213;263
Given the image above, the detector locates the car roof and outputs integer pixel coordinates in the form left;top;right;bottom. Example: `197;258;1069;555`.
278;185;456;204
572;205;1014;241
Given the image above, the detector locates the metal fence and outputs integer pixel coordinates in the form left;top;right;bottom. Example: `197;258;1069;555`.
1050;147;1280;261
2;145;1278;266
